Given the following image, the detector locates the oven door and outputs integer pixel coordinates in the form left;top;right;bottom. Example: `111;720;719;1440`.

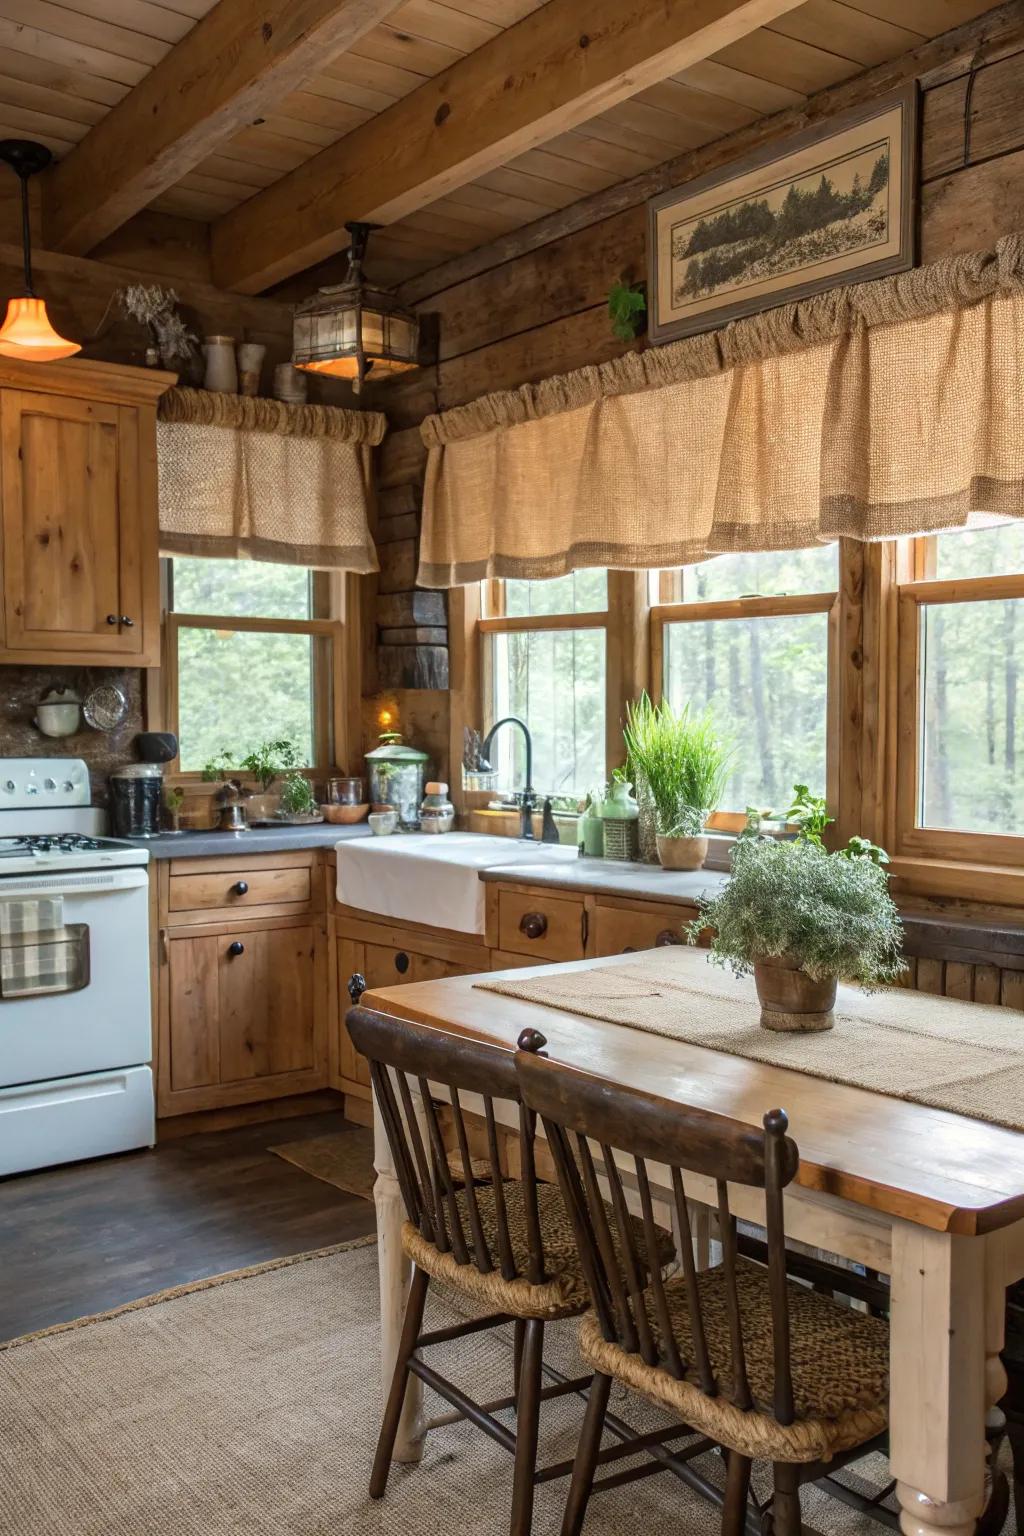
0;868;151;1088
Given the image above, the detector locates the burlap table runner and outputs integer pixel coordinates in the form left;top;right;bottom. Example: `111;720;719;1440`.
476;947;1024;1133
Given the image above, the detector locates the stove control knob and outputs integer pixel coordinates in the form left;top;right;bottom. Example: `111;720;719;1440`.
3;780;13;793
44;777;56;791
62;780;75;792
25;784;38;795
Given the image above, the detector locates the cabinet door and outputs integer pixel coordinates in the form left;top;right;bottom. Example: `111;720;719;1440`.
165;925;316;1106
0;390;145;657
218;925;316;1081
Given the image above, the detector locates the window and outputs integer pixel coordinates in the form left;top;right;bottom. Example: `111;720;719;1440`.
481;572;608;797
897;524;1024;859
656;546;838;814
167;557;341;774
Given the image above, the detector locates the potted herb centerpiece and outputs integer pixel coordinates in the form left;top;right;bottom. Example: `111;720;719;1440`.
623;694;731;870
690;819;904;1031
239;738;303;822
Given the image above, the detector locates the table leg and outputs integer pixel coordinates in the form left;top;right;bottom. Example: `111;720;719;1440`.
890;1224;991;1536
373;1087;424;1465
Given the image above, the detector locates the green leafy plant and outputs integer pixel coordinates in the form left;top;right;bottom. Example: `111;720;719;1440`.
239;737;303;792
280;772;317;816
623;693;732;838
201;749;235;783
689;836;905;987
785;783;834;847
607;279;647;342
163;786;184;813
840;834;890;867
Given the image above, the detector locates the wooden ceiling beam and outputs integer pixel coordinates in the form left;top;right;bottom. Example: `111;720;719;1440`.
41;0;405;257
210;0;808;293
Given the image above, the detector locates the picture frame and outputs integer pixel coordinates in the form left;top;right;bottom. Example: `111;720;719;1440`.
647;83;919;345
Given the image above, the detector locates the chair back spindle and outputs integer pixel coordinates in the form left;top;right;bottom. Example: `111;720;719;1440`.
514;1037;800;1421
347;1006;549;1288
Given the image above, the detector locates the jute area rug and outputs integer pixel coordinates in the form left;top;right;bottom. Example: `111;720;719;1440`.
0;1237;1009;1536
270;1124;376;1200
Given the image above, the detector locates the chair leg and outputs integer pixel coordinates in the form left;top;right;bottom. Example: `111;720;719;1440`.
1006;1409;1024;1536
771;1462;802;1536
510;1317;544;1536
723;1451;753;1536
560;1371;612;1536
513;1318;526;1398
370;1265;429;1500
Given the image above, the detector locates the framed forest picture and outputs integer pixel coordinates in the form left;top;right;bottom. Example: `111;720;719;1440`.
648;84;919;344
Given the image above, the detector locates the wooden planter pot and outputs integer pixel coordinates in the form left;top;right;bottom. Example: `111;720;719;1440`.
754;957;837;1032
656;833;708;870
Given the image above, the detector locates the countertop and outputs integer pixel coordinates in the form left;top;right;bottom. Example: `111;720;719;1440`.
124;823;374;859
480;854;729;904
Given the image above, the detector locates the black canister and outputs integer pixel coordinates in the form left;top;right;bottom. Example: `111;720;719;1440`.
110;764;163;839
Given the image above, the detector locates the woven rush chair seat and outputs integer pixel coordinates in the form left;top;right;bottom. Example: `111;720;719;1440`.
403;1178;676;1320
579;1254;889;1462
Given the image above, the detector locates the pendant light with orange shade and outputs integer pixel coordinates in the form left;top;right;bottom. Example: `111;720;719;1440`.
0;140;80;363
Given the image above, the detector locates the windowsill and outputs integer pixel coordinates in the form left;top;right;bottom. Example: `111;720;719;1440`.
889;856;1024;913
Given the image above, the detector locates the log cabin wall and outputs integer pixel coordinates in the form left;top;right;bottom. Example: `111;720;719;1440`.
361;0;1024;799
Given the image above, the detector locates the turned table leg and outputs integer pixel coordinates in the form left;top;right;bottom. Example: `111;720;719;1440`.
890;1224;991;1536
373;1085;424;1465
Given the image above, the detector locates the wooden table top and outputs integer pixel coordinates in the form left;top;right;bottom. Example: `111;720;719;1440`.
364;952;1024;1238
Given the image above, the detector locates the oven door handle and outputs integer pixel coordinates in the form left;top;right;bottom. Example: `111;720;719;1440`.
0;869;149;897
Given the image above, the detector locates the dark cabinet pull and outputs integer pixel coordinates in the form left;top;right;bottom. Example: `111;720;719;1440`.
655;929;682;947
227;940;245;957
106;614;118;625
519;911;548;940
232;880;249;895
394;951;410;975
120;615;135;627
347;972;366;1003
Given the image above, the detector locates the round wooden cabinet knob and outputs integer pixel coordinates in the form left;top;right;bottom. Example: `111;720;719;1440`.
347;973;366;1003
655;929;682;947
232;880;249;895
394;952;410;974
227;941;245;957
519;912;548;940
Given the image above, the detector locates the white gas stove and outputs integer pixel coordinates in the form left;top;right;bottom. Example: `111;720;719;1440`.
0;757;154;1177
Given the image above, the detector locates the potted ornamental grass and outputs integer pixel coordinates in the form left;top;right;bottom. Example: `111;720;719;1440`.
690;823;905;1032
623;694;732;870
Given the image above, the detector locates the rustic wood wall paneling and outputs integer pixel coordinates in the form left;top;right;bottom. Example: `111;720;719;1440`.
411;5;1024;412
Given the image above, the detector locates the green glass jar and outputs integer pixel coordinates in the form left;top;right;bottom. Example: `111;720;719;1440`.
365;731;429;829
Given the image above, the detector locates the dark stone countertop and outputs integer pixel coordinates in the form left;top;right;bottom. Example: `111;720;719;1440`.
122;823;374;859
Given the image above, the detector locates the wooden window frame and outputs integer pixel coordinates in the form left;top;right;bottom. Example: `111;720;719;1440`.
159;562;357;781
895;566;1024;870
650;586;840;831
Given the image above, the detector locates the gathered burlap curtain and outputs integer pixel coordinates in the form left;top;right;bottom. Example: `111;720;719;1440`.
418;236;1024;587
157;388;386;571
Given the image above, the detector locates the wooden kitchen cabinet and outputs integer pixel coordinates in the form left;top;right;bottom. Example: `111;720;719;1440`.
154;853;329;1118
0;357;172;666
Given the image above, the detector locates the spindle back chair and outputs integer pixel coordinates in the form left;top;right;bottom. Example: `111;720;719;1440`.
514;1032;891;1536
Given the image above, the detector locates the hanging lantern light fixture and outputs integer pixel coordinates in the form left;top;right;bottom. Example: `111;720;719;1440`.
0;140;80;363
292;221;418;395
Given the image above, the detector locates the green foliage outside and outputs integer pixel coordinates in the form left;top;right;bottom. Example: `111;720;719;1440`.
690;836;905;987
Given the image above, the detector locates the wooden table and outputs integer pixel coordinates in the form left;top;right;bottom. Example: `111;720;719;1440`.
363;952;1024;1536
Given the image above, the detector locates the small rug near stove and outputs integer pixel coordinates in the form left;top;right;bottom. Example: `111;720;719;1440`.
270;1125;376;1200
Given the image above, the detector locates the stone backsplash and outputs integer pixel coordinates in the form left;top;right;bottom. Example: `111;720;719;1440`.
0;666;145;806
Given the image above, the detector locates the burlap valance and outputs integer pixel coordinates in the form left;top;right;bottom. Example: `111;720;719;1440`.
418;237;1024;587
157;387;386;571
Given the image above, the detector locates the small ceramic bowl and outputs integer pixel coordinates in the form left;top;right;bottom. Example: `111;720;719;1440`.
368;810;398;836
321;803;369;824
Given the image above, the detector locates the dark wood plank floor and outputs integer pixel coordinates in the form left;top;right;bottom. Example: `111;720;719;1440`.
0;1111;376;1341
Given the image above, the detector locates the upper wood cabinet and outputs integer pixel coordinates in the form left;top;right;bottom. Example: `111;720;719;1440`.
0;357;174;666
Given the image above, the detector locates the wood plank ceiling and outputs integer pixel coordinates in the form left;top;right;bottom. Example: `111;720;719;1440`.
0;0;997;291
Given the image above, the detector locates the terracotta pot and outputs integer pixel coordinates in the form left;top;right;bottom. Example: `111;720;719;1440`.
656;833;708;871
754;957;837;1032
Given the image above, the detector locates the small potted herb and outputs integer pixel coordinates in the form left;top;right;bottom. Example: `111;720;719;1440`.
278;771;320;823
690;832;904;1032
239;737;303;821
623;694;732;870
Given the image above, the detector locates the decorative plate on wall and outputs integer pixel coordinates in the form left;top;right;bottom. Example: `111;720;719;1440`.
83;685;128;732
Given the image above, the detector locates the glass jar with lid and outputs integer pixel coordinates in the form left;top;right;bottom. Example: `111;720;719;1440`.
365;731;429;829
420;781;455;834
